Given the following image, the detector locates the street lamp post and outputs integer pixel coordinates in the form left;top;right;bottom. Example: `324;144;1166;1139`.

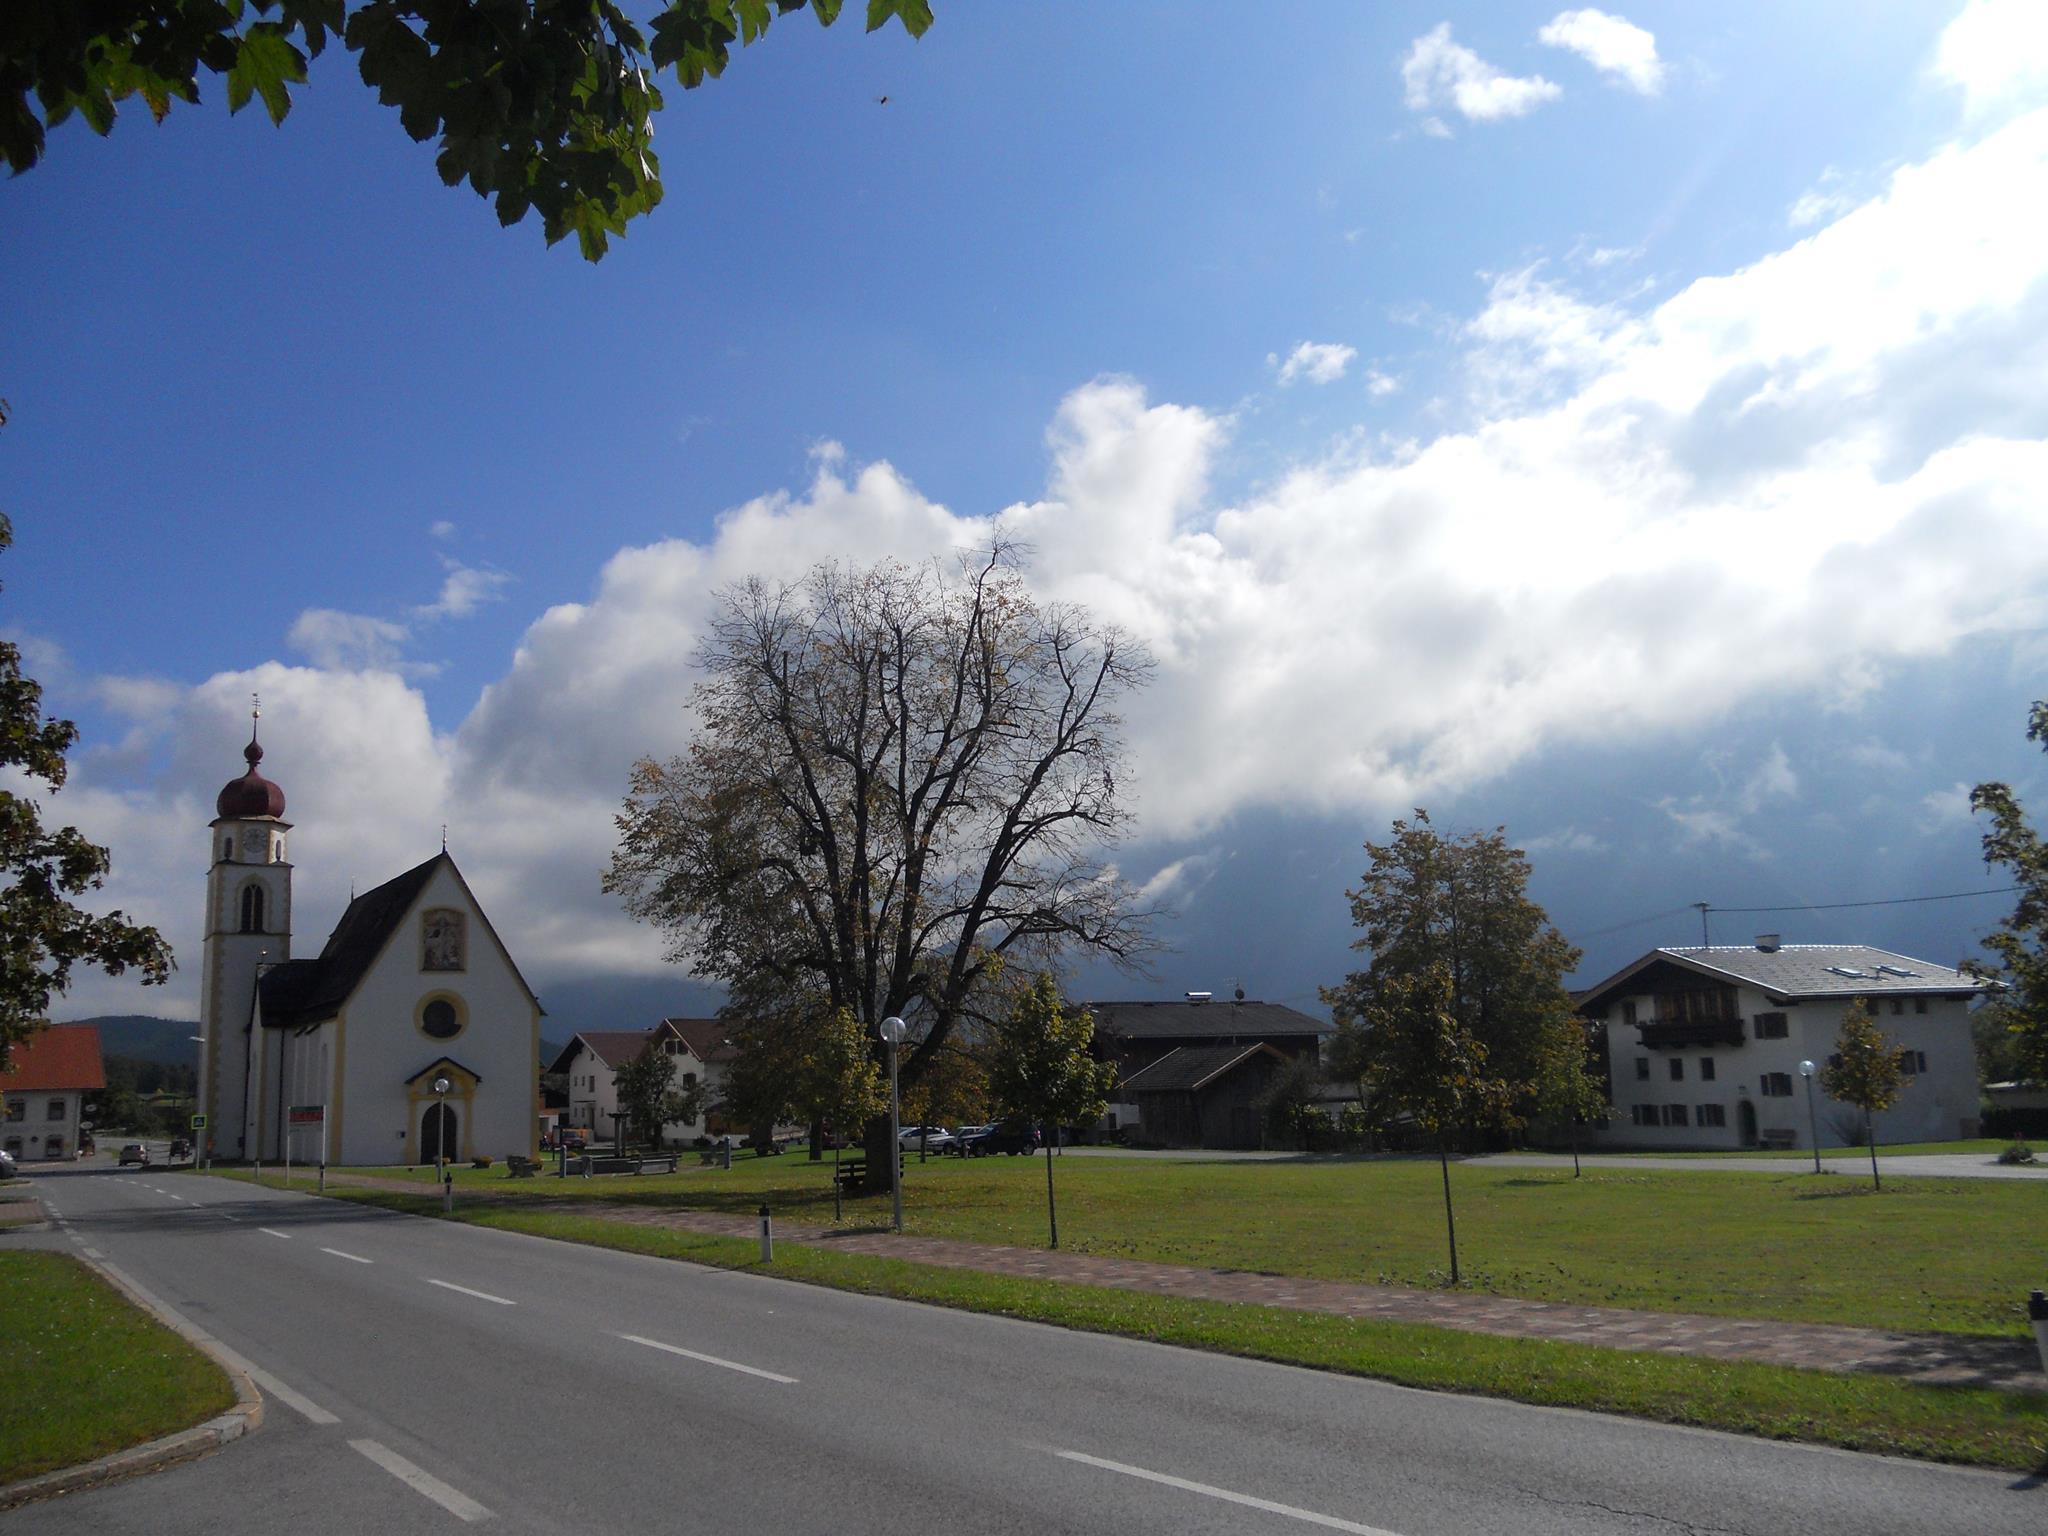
879;1016;907;1234
432;1074;453;1211
1799;1060;1821;1174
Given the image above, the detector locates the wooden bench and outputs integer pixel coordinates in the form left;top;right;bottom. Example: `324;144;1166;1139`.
831;1155;905;1192
505;1156;542;1179
1759;1129;1799;1150
572;1152;679;1177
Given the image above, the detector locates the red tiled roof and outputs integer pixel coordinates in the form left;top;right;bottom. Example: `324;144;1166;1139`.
1;1025;107;1092
659;1017;738;1063
567;1030;659;1069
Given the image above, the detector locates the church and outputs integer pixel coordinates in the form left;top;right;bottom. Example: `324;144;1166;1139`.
195;712;542;1166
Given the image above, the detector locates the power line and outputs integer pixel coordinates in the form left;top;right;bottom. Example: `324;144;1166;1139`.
1705;886;2020;916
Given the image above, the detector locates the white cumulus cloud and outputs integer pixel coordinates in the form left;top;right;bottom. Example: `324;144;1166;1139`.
1271;341;1357;386
1402;24;1562;124
1936;0;2048;121
1538;9;1665;95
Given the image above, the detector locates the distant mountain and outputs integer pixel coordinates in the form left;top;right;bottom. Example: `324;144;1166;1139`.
58;1015;202;1068
63;1014;573;1072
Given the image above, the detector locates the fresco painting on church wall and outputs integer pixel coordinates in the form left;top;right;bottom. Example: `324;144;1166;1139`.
422;909;466;971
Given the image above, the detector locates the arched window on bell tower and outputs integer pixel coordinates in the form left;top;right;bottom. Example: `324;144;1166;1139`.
239;884;266;934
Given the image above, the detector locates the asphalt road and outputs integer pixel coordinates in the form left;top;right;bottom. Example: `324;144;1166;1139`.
15;1162;2043;1536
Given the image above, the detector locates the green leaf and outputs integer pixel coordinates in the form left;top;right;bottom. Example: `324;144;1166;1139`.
226;25;306;124
867;0;933;36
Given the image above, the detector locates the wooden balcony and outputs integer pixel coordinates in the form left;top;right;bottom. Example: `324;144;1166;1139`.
1636;1018;1745;1049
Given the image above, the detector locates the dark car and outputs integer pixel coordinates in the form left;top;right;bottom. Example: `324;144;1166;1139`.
963;1121;1041;1156
118;1142;151;1167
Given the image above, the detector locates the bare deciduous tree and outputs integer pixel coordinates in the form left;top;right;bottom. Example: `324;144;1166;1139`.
607;545;1154;1177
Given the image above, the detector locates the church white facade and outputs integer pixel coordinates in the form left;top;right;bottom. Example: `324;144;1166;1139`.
195;716;542;1166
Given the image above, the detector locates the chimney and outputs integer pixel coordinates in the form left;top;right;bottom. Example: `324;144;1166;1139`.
1755;934;1781;953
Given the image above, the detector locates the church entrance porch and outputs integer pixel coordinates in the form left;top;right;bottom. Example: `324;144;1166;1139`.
420;1102;458;1165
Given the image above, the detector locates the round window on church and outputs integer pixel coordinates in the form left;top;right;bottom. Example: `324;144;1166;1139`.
421;999;461;1040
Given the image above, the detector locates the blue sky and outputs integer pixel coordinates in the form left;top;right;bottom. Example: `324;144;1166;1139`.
5;2;2047;1034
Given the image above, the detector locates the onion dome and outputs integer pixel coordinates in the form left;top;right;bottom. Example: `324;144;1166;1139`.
216;724;286;819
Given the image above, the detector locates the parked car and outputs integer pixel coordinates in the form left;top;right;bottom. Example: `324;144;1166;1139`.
0;1148;17;1180
898;1125;957;1153
118;1142;151;1167
961;1121;1040;1156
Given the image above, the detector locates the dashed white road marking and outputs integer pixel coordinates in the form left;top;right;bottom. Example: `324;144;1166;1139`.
84;1246;105;1259
1046;1449;1404;1536
426;1279;515;1306
619;1333;798;1384
321;1247;373;1264
349;1439;493;1522
257;1227;292;1239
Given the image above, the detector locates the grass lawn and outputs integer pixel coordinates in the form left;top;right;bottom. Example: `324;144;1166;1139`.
0;1252;237;1484
231;1150;2048;1337
1588;1139;2025;1161
275;1184;2048;1472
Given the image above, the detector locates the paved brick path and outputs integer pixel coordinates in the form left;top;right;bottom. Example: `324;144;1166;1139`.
321;1170;2045;1394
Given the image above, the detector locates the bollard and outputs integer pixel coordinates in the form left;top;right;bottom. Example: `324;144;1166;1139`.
443;1170;454;1215
758;1204;773;1264
2030;1291;2048;1377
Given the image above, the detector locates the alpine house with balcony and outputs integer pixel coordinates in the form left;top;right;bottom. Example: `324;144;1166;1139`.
1573;937;1992;1150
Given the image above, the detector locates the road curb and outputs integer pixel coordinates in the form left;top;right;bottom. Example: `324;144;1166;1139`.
0;1250;265;1511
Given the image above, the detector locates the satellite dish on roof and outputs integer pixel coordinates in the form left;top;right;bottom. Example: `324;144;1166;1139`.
1234;986;1245;1002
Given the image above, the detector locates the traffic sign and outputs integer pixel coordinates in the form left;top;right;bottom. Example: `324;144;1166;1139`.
190;1113;208;1130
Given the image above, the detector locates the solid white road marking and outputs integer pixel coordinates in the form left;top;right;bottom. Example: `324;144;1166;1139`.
426;1279;515;1306
230;1356;342;1426
619;1333;798;1384
84;1246;105;1259
349;1439;493;1523
1049;1449;1404;1536
258;1227;292;1239
321;1247;373;1264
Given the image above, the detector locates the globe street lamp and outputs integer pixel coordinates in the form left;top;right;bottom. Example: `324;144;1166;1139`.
1798;1060;1821;1174
879;1016;907;1234
432;1074;453;1208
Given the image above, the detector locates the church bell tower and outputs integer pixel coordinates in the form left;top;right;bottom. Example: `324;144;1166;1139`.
197;703;293;1158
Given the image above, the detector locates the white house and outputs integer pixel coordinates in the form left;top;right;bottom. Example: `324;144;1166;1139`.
195;715;542;1166
2;1024;105;1162
546;1017;736;1147
1575;938;1991;1150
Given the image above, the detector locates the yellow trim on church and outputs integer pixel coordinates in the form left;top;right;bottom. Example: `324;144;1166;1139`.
404;1060;481;1164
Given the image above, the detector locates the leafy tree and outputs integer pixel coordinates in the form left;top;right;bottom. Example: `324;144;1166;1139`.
788;1006;884;1219
607;546;1154;1184
716;1004;816;1152
897;1030;987;1158
1355;963;1507;1284
1971;699;2048;1083
1527;1014;1612;1177
986;972;1114;1249
1;514;173;1072
1322;810;1580;1141
1819;1000;1909;1190
1970;998;2026;1087
3;0;934;260
1251;1053;1324;1151
613;1039;701;1148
